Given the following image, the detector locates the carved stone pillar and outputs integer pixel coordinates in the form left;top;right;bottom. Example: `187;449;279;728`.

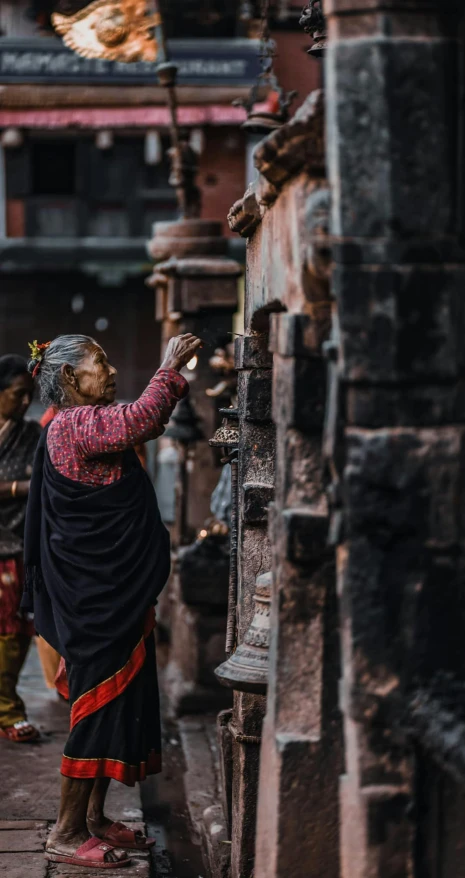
148;218;241;543
223;89;342;878
227;330;275;878
147;218;242;716
249;92;341;878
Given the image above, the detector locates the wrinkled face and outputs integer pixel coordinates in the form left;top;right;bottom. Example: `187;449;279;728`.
71;344;117;406
0;373;34;422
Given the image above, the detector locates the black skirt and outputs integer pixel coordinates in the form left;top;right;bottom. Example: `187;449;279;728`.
62;623;161;786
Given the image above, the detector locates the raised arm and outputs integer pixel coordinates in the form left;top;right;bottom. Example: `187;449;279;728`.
71;334;201;458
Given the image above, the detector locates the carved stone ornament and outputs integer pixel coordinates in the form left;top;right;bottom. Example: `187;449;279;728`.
227;183;262;238
228;90;325;238
254;90;325;188
52;0;160;62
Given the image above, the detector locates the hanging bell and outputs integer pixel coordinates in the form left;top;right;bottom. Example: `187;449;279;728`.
215;570;271;695
209;407;239;451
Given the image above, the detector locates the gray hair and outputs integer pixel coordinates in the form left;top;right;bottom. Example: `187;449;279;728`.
29;334;96;407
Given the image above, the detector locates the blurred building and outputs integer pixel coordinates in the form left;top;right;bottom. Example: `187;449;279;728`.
0;1;318;399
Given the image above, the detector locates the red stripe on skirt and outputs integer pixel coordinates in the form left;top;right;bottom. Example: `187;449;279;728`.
61;750;161;784
70;607;155;730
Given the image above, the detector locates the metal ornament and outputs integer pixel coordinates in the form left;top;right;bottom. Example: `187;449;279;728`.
52;0;160;62
210;407;239;655
215;570;271;694
209;408;239;451
300;1;328;58
237;0;296;133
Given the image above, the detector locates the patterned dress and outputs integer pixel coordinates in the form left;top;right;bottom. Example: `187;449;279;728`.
47;369;187;485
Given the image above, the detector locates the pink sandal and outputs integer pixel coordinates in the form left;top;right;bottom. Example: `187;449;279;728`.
45;837;130;868
0;721;40;743
95;821;156;851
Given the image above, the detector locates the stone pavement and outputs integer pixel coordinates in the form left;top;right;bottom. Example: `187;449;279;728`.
0;641;205;878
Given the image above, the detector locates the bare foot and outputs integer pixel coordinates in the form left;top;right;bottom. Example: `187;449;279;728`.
87;813;114;836
46;827;127;863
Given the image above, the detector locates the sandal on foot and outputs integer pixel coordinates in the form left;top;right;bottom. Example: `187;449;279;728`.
95;821;156;851
0;721;40;743
45;837;130;869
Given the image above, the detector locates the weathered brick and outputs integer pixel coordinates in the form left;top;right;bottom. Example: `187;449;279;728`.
235;334;273;370
327;39;454;239
273;355;326;432
269;312;323;358
238;369;273;423
242;483;274;524
335;266;465;383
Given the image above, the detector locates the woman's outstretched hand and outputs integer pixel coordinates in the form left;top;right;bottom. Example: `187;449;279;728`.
160;334;202;373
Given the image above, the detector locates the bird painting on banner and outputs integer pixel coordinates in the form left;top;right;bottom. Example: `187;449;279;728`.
51;0;160;62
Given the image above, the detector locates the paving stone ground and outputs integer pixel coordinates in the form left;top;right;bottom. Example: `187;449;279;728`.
0;641;206;878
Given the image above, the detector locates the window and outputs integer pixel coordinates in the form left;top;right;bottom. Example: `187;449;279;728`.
161;0;237;38
31;141;77;196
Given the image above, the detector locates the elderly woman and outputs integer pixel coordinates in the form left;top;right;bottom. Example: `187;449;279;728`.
24;333;200;869
0;355;41;743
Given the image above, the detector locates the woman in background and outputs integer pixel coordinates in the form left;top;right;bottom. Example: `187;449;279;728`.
0;355;41;742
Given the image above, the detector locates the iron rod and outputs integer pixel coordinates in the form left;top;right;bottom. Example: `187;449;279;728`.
226;453;239;656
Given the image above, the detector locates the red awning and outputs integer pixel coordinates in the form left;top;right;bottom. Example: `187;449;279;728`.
0;105;247;129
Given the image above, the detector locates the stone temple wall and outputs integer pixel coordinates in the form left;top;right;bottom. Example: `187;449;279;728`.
150;2;465;875
208;2;465;877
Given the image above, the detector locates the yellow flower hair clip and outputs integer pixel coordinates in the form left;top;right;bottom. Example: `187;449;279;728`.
28;340;51;378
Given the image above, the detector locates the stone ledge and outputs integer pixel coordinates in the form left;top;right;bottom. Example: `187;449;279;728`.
200;805;231;878
178;716;219;840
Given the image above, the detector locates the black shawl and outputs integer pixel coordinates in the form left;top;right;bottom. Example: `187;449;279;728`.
22;427;170;667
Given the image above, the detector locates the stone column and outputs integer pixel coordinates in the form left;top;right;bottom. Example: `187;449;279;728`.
221;88;342;878
325;1;464;875
147;218;242;716
228;330;275;878
251;93;341;878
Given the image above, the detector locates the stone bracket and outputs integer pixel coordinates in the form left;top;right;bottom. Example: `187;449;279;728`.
334;264;465;383
279;507;330;567
239;369;273;423
235;335;273;370
242;483;275;524
269;312;322;358
273;355;326;432
168;274;238;315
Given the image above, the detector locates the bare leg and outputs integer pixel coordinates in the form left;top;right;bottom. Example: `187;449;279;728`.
47;776;125;862
87;778;113;836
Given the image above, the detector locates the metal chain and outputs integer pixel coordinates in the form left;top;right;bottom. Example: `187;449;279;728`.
259;0;271;43
258;0;276;78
